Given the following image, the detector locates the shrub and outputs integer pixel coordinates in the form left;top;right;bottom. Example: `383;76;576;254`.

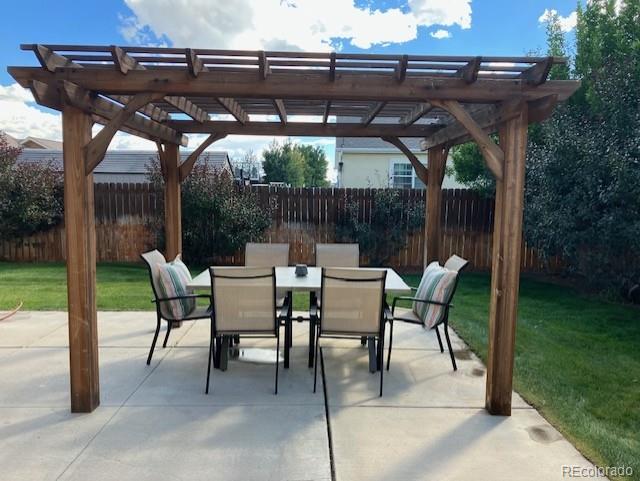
147;156;271;264
336;189;423;266
0;133;63;241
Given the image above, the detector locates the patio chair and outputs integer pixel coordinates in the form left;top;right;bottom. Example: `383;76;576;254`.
387;255;469;372
141;250;212;365
311;268;390;396
245;242;290;307
315;243;359;268
206;266;288;395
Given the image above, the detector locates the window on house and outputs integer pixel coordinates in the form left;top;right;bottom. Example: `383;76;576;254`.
391;162;426;189
392;163;413;189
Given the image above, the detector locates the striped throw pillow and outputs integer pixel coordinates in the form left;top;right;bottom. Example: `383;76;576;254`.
155;255;195;319
413;262;457;329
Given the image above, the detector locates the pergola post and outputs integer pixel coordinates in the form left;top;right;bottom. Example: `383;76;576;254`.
163;143;182;260
424;147;447;267
485;103;528;415
62;105;100;413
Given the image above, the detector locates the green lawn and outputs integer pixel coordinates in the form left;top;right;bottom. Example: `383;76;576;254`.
1;261;638;480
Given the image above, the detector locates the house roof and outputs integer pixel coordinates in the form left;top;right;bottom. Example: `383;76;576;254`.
17;149;232;175
20;136;63;149
1;130;63;150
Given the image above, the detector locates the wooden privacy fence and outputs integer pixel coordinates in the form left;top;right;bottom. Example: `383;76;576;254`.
0;183;560;272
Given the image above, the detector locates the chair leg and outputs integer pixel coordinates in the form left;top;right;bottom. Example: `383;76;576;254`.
313;331;320;393
435;325;444;352
386;320;394;371
205;320;215;394
308;316;316;368
162;321;173;348
147;316;161;365
379;330;385;397
444;323;457;371
275;330;280;395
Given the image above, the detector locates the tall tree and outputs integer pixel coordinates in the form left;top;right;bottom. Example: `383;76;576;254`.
525;0;640;291
262;140;329;186
262;139;305;186
298;144;329;187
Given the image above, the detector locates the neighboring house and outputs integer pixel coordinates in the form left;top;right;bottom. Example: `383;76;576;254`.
335;136;465;189
17;149;233;183
2;131;63;150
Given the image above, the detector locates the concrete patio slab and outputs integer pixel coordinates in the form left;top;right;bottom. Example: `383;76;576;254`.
34;311;196;348
321;346;529;409
0;311;66;347
0;311;604;481
328;406;596;481
128;347;323;406
0;407;117;481
58;405;331;481
0;347;167;407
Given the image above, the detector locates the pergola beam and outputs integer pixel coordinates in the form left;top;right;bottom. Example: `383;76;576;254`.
84;92;165;173
401;102;433;127
381;136;429;185
361;102;386;126
31;45;174;126
8;67;581;104
322;101;331;124
58;81;187;146
179;133;228;181
456;57;482;84
217;97;249;124
521;57;553;86
110;46;209;123
169;120;442;138
431;99;504;179
273;99;287;125
109;95;169;123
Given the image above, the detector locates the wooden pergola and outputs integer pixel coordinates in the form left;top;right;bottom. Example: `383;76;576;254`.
8;44;579;416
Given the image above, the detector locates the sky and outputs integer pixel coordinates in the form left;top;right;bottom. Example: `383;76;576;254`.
0;0;579;177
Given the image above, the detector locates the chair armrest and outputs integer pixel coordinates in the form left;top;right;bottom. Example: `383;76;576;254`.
153;294;211;304
391;296;449;314
277;295;291;320
384;304;393;322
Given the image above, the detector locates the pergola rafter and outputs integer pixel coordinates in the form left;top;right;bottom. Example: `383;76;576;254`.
8;43;579;417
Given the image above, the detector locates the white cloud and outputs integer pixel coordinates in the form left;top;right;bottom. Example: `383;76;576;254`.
121;0;473;51
430;29;452;39
409;0;472;29
538;8;577;33
0;84;62;141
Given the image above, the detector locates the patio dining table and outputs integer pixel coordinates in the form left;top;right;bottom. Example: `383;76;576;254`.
188;266;412;371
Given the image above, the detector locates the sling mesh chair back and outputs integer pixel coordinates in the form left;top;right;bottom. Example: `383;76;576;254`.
315;243;359;268
206;266;285;395
245;243;290;306
141;249;211;365
388;255;469;372
312;268;388;396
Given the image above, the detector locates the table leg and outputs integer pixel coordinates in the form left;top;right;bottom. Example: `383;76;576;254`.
214;337;221;369
219;336;229;371
368;337;377;373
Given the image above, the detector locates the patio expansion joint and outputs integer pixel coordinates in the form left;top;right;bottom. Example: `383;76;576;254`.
53;341;171;481
319;347;337;481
